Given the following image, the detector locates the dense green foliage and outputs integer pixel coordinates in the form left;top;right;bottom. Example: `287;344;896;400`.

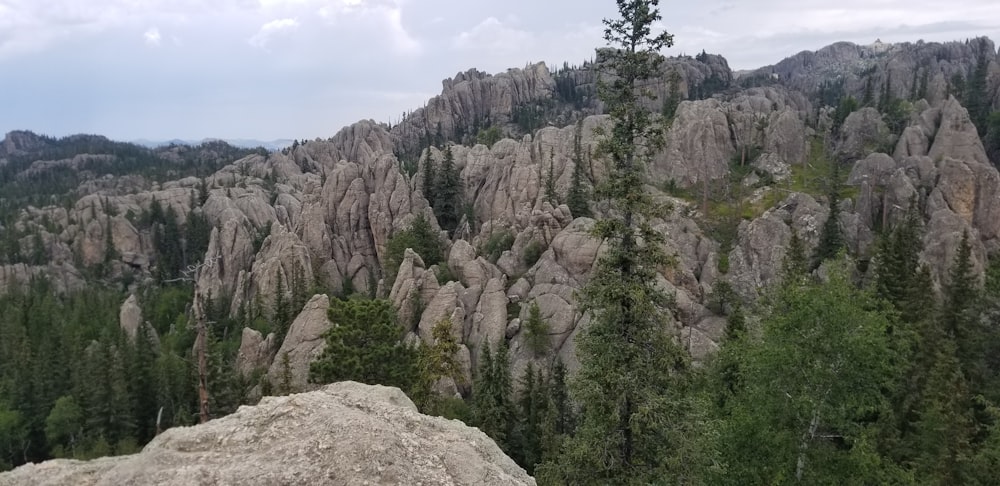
566;121;592;219
708;262;902;483
309;298;418;390
383;213;444;284
538;2;695;483
0;279;252;470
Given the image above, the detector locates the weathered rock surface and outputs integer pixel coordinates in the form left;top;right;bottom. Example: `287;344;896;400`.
728;193;827;300
748;37;1000;109
236;328;278;377
0;381;534;486
118;294;159;346
266;294;332;391
837;108;891;160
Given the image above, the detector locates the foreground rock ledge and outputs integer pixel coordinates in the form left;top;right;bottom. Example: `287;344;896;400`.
0;382;535;486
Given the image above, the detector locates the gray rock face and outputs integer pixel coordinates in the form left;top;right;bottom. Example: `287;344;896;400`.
117;294;158;346
231;223;314;317
847;96;1000;284
0;262;85;296
196;220;255;304
657;99;735;186
391;63;556;154
0;382;534;486
837;108;890;160
236;328;277;377
266;294;332;392
748;37;1000;110
728;193;826;300
929;96;991;166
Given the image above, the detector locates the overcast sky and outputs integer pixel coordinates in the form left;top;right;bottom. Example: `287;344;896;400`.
1;0;999;142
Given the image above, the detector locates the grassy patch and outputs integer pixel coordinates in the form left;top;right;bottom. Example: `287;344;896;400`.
786;137;858;200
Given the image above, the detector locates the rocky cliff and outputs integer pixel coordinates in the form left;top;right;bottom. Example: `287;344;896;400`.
3;34;1000;417
0;381;534;486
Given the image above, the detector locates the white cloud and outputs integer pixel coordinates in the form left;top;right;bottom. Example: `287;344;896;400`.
144;27;162;46
248;18;299;48
452;17;532;53
317;0;421;54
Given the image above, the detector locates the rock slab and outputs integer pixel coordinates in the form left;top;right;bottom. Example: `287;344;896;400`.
0;381;535;486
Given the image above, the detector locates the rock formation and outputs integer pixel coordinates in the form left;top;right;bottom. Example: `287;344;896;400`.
0;382;534;486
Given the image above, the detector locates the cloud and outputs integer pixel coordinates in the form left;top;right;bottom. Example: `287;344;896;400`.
318;0;421;54
248;17;299;48
452;17;532;53
144;28;162;46
3;0;1000;141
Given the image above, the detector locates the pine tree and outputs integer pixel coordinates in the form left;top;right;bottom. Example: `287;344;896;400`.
565;121;591;219
412;318;464;414
544;148;558;204
514;362;546;473
941;230;982;382
421;148;435;202
433;146;461;235
127;325;158;444
908;338;975;484
812;166;844;268
782;228;809;282
471;341;513;452
539;2;691;483
872;202;937;328
309;299;418;390
523;301;550;354
274;272;290;337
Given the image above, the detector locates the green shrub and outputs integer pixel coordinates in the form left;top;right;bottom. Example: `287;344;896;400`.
434;262;456;284
481;230;515;264
524;301;550;354
522;240;546;267
384;213;443;285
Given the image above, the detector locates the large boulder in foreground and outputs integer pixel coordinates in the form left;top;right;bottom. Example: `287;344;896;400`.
0;382;534;486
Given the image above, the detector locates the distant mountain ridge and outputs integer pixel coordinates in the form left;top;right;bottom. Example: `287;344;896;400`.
132;137;294;151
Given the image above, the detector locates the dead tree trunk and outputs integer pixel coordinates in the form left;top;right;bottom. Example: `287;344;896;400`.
193;289;210;424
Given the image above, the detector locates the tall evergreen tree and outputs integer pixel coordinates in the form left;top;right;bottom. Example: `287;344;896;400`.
412;318;464;414
907;338;975;484
433;146;461;235
421;148;435;202
812;165;844;268
539;2;691;483
471;340;513;452
782;228;809;282
941;230;984;384
544;148;558;204
514;362;545;473
565;121;592;219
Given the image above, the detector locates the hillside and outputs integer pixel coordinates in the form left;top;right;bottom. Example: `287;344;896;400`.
2;33;1000;482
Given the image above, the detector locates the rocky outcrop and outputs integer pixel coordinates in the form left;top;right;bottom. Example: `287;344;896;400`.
728;193;827;300
236;328;278;377
118;294;159;346
837;108;891;160
847;95;1000;285
0;382;534;486
266;294;332;391
1;130;50;157
0;263;84;296
391;63;557;154
747;37;1000;110
656;99;735;186
230;223;313;317
195;220;255;304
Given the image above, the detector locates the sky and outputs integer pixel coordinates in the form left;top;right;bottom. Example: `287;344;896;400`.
1;0;999;142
